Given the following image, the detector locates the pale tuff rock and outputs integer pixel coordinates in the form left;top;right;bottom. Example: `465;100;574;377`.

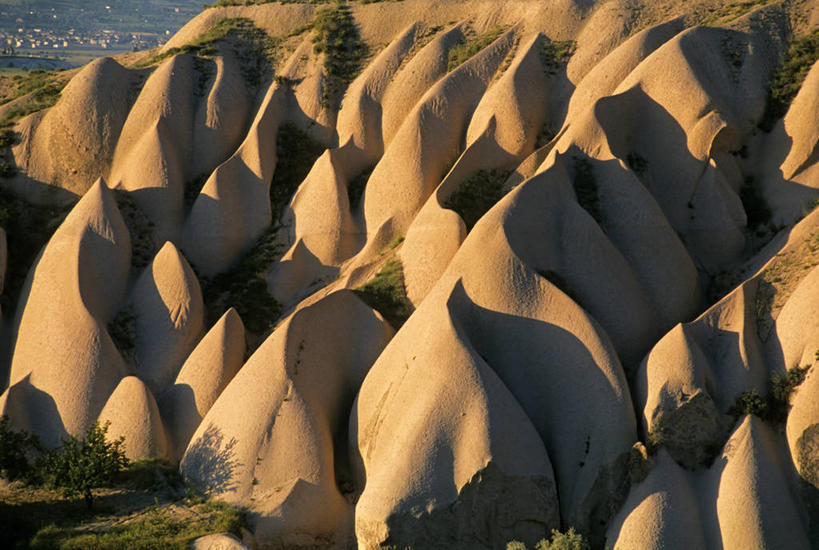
11;57;137;200
401;32;550;305
352;282;559;550
181;81;286;277
159;308;246;462
362;26;516;239
5;180;130;447
109;54;197;244
130;241;204;397
182;291;392;548
98;375;171;461
2;1;819;547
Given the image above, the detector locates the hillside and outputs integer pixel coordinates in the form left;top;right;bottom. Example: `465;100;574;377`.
1;0;819;548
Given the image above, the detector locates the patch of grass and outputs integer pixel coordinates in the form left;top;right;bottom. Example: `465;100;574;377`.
0;453;243;550
200;226;282;336
697;0;776;26
539;38;576;75
136;18;278;90
759;29;819;132
571;156;602;223
353;258;413;329
312;2;368;108
28;498;244;550
754;230;819;339
447;26;504;72
0;69;68;128
270;122;326;218
0;184;73;315
204;0;331;7
443;169;511;231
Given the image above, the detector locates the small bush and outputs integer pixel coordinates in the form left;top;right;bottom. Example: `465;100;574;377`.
116;459;182;492
108;305;137;359
739;175;771;229
0;416;42;482
729;363;811;423
571;156;602;223
447;26;504;72
729;391;769;418
626;151;648;176
39;422;129;509
270;123;326;219
0;184;72;315
353;259;414;329
347;165;373;209
507;528;590;550
114;190;156;269
443;169;511;230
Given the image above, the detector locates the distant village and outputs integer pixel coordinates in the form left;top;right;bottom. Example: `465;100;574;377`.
1;27;169;57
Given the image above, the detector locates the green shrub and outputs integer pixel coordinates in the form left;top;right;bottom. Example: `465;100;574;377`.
108;305;137;359
39;422;129;509
739;175;771;229
447;26;504;72
0;184;72;315
759;29;819;131
117;459;178;489
114;190;156;269
443;169;511;231
571;156;602;223
729;390;769;418
626;151;648;176
729;363;811;423
347;165;373;209
536;528;590;550
312;2;368;107
0;416;43;482
353;258;414;329
507;528;590;550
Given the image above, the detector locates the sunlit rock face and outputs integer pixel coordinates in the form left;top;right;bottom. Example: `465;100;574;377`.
3;0;819;547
